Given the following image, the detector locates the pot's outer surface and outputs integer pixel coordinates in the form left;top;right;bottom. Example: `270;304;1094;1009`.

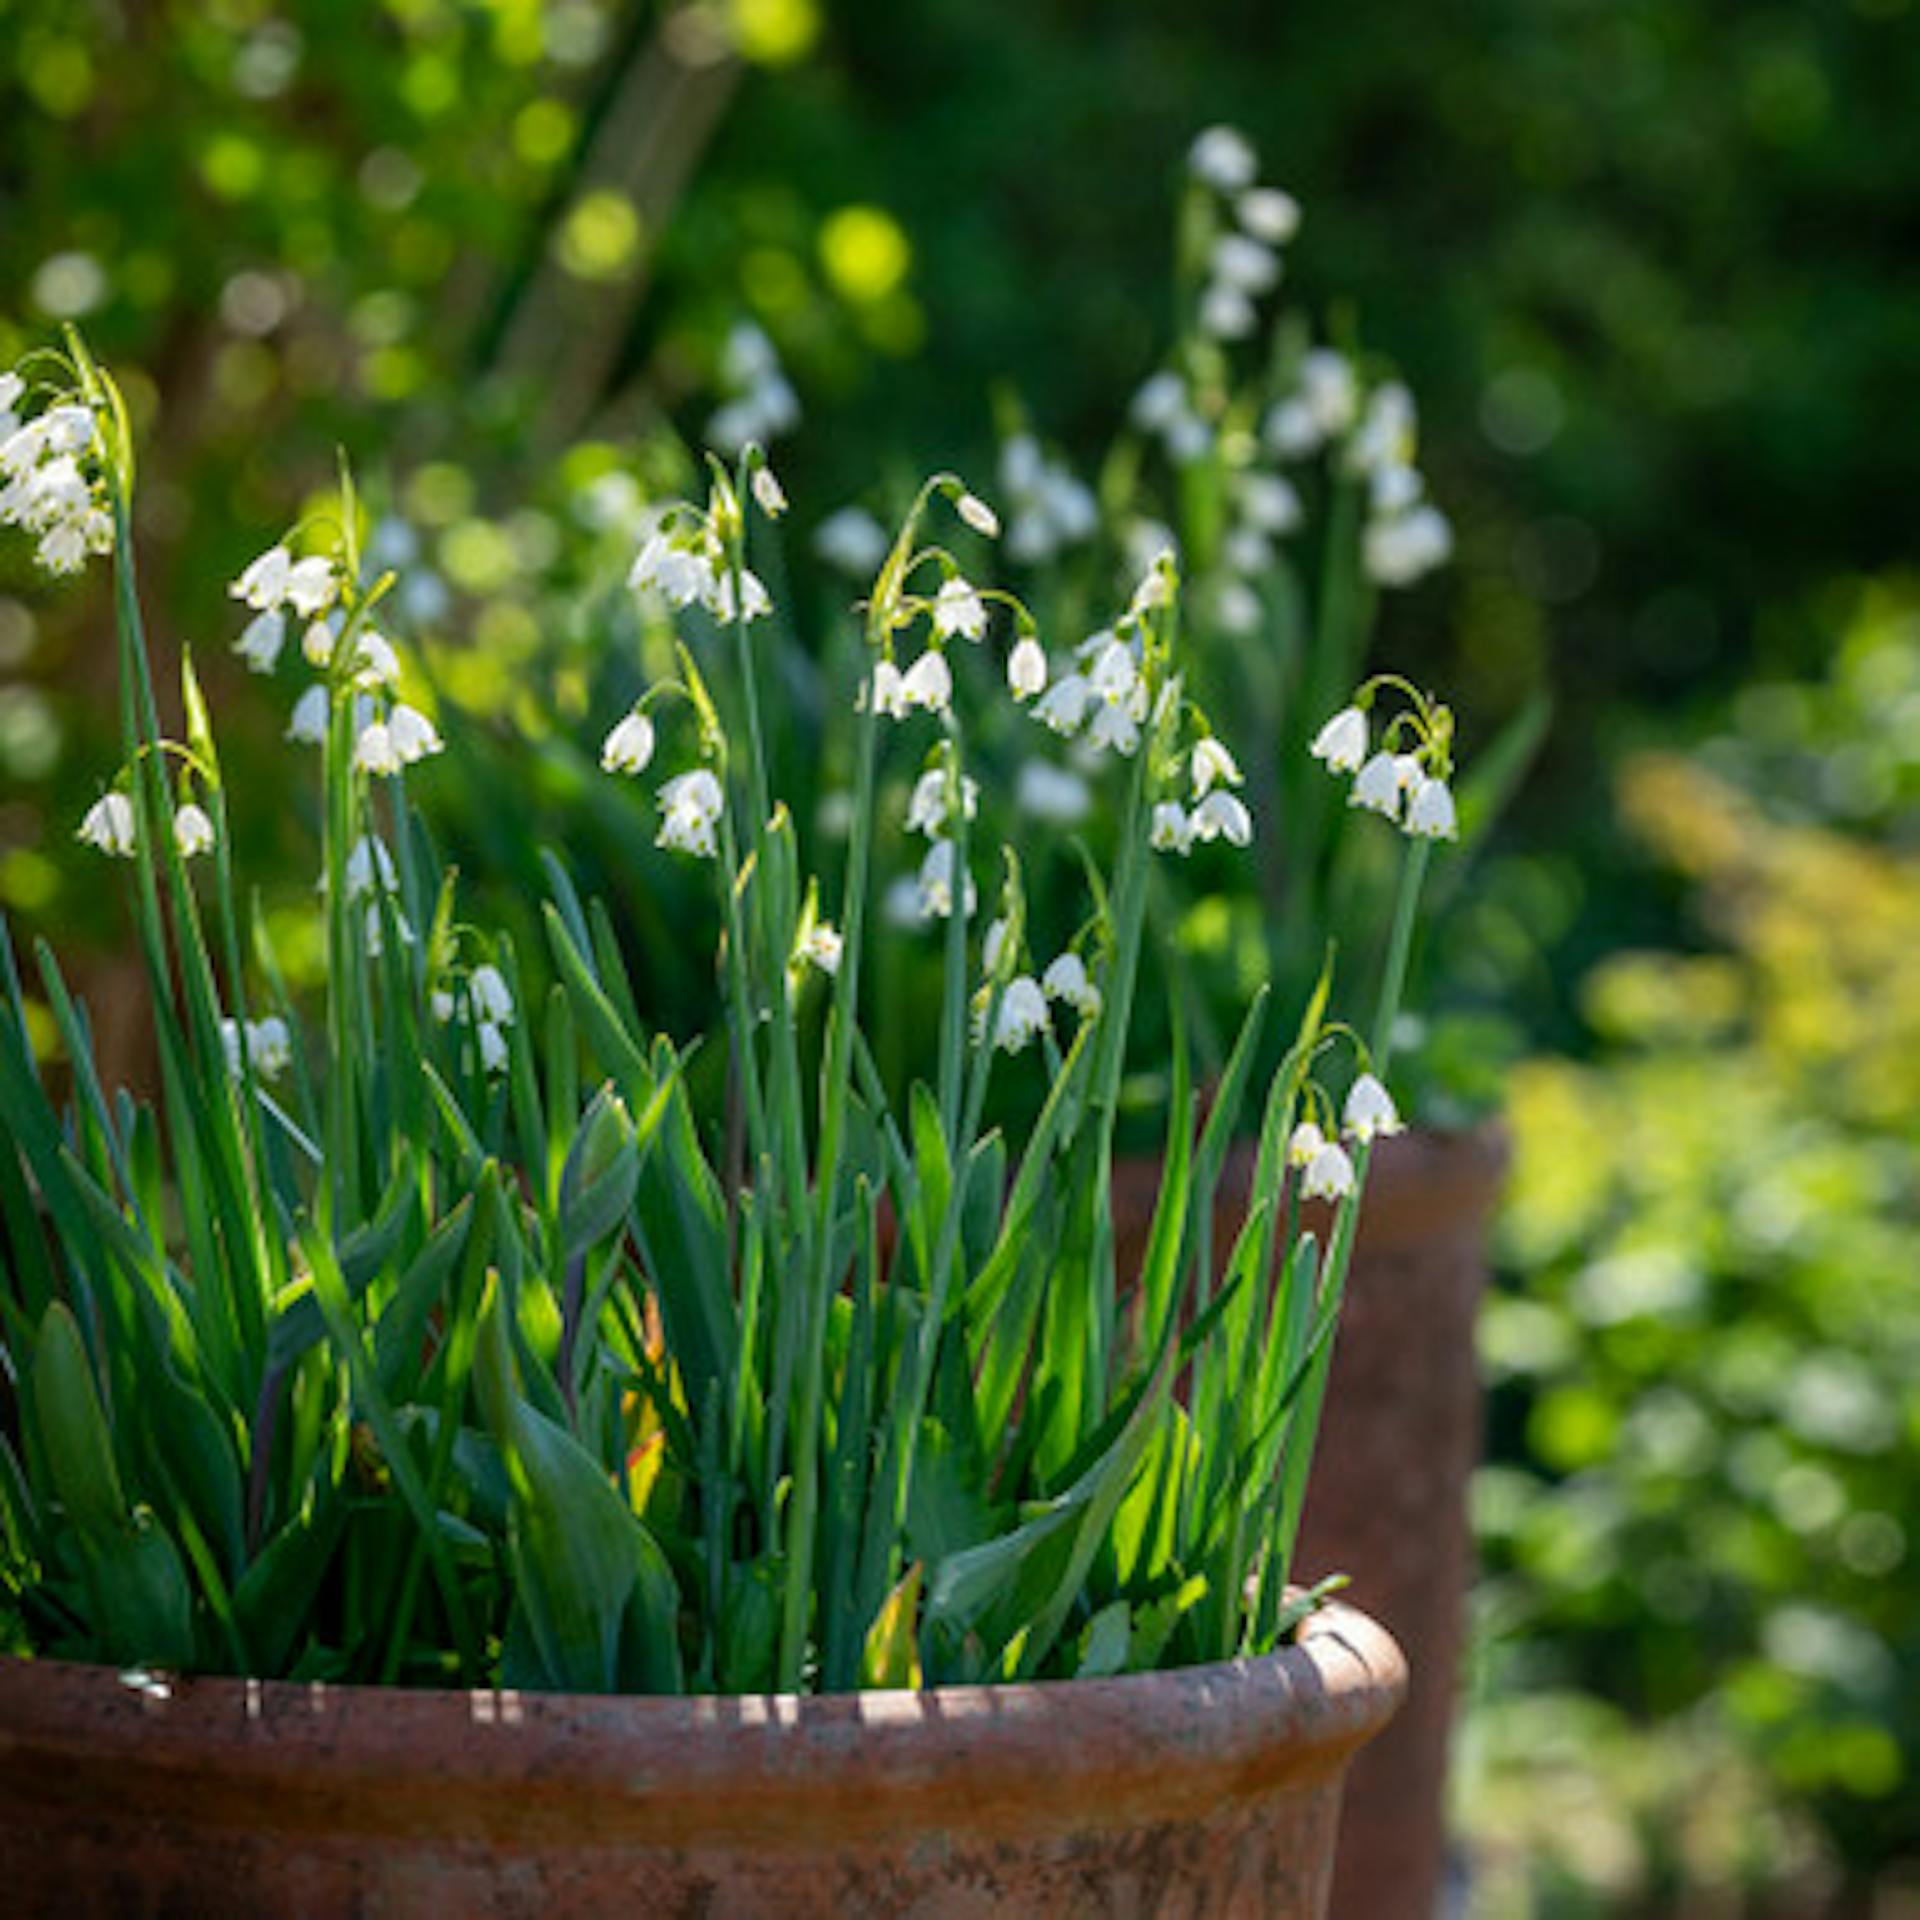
0;1598;1405;1919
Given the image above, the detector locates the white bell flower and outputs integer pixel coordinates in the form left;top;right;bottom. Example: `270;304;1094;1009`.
37;520;89;574
287;684;329;745
232;544;292;610
601;710;656;775
713;567;773;625
1199;284;1258;341
387;704;442;765
982;916;1012;976
1086;700;1142;757
797;922;843;976
1191;737;1243;796
1041;951;1101;1019
283;556;339;619
657;769;724;859
1264;397;1323;460
1191;789;1254;846
173;802;216;859
906;766;979;837
1344;1072;1403;1143
1287;1120;1326;1169
344;835;398;900
1007;635;1048;700
1131;370;1188;433
866;659;910;719
1237;186;1301;243
469;963;514;1025
476;1022;510;1076
1237;471;1302;534
985;975;1050;1053
751;465;788;518
354;722;401;776
1035;673;1091;736
350;631;402;689
1209;233;1280;294
1364;505;1454;587
1300;349;1359;435
1310;706;1369;773
1189;124;1258;192
1150;801;1194;854
1302;1139;1358;1202
899;650;953;714
915;838;975;920
1350;750;1419;819
78;792;135;857
235;609;286;673
932;577;987;642
1405;774;1459;841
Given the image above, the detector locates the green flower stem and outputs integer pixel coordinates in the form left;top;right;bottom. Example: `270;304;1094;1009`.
936;728;971;1152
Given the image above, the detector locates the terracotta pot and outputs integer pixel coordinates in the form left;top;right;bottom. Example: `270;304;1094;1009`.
0;1598;1405;1919
1111;1124;1506;1920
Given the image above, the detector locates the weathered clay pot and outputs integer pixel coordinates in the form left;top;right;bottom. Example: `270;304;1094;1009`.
0;1597;1406;1919
1111;1124;1506;1920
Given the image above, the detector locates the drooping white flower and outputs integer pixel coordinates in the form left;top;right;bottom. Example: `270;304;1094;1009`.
601;709;656;775
21;456;89;531
1150;801;1194;854
1344;1072;1403;1144
39;405;93;458
1210;232;1280;295
751;464;788;518
1199;283;1258;341
1088;637;1140;706
0;371;22;423
932;577;987;642
956;491;1000;538
1364;505;1454;587
1086;700;1141;757
915;838;975;920
232;544;292;610
1041;951;1101;1019
1191;789;1254;846
1237;186;1301;244
1350;750;1413;819
1189;124;1258;192
866;659;909;719
476;1022;510;1076
36;519;89;574
353;721;401;776
1302;1139;1358;1202
1015;758;1092;825
985;975;1050;1053
629;532;716;610
1034;673;1091;736
1310;706;1369;773
386;704;441;765
363;904;415;959
222;1015;292;1082
1405;774;1459;841
469;963;514;1026
713;567;773;625
1191;737;1243;797
657;769;725;859
1131;370;1188;433
350;630;401;690
797;922;843;976
899;650;953;714
235;609;286;673
1007;635;1048;700
77;792;135;858
287;683;329;745
301;616;341;669
1237;471;1302;535
1300;349;1360;436
1264;397;1322;460
814;505;889;576
1370;462;1424;516
906;765;979;837
173;802;216;859
344;835;398;900
283;556;339;619
1287;1120;1326;1169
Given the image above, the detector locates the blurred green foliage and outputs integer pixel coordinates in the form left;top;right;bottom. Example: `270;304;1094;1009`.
1469;583;1920;1908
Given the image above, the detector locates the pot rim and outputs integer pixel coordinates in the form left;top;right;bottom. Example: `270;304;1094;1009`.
0;1598;1405;1849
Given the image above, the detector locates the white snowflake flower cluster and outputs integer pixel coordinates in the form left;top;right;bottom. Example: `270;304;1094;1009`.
1286;1070;1405;1202
431;962;515;1077
1183;125;1301;346
232;533;443;781
1310;689;1459;841
220;1014;294;1083
629;521;773;627
657;769;725;860
0;374;112;575
1149;734;1253;856
972;929;1103;1056
996;432;1099;566
706;323;800;456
